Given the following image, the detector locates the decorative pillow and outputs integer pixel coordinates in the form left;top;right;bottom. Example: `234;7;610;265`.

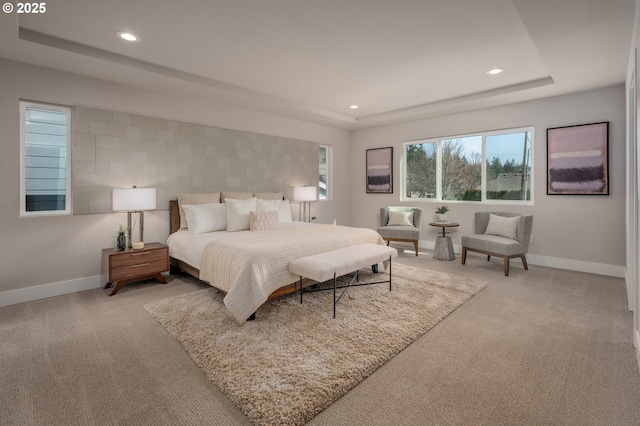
388;210;414;226
177;192;220;229
225;197;257;231
256;198;281;213
279;200;293;223
484;214;519;239
249;211;279;231
254;192;284;200
182;203;227;234
221;191;253;203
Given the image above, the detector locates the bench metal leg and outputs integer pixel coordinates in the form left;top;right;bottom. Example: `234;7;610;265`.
299;276;303;304
298;255;394;318
333;272;337;318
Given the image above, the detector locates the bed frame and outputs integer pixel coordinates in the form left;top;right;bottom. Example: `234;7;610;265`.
168;199;308;300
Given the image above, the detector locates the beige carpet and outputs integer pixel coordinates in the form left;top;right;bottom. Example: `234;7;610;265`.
144;263;486;425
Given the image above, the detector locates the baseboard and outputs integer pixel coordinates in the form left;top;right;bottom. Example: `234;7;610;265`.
635;330;640;372
395;239;625;278
0;243;626;308
525;254;625;278
0;275;104;307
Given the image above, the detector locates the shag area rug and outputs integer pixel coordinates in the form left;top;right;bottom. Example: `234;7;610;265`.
144;263;486;425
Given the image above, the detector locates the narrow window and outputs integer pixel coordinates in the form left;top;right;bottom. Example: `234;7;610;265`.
319;145;330;200
20;101;72;216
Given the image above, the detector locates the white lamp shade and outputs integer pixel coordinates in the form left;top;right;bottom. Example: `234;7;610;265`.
112;187;156;211
293;186;317;202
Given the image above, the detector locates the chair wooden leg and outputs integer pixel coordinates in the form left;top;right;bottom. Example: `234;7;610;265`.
504;257;510;276
413;240;419;256
461;247;467;265
521;255;529;270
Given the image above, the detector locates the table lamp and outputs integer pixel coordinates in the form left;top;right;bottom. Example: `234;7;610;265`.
293;186;317;222
112;186;156;249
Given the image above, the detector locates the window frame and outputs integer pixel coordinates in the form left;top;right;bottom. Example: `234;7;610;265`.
402;127;534;205
19;100;73;217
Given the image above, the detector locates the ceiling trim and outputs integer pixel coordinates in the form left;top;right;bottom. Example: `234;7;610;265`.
356;76;555;127
18;27;357;125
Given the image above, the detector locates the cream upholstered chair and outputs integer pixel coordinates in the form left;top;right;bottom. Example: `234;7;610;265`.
461;212;533;276
377;207;423;256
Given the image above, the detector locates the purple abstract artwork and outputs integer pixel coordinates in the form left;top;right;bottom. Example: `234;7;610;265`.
547;122;609;195
366;147;393;193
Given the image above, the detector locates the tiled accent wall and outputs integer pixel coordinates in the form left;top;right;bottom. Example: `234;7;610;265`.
72;107;319;214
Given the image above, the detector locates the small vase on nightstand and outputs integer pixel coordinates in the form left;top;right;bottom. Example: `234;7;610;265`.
117;233;127;251
438;214;448;222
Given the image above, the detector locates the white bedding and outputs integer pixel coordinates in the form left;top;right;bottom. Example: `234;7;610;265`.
167;222;384;322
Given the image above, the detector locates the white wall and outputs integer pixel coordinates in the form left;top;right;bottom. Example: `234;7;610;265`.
0;59;351;302
350;85;627;276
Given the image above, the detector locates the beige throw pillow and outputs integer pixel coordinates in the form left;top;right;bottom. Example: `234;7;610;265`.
484;214;519;239
388;211;414;226
249;211;279;231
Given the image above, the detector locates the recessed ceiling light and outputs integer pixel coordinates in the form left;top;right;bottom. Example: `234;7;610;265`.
116;31;140;42
350;105;358;109
487;68;504;75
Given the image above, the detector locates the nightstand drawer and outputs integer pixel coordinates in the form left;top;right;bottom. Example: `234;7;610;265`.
110;258;168;281
110;248;167;269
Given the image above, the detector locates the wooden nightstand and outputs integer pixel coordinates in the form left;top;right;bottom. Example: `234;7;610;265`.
102;242;169;296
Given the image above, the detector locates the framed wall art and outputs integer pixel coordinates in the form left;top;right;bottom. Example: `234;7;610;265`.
547;122;609;195
366;147;393;193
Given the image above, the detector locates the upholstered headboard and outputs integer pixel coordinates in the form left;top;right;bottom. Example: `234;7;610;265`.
169;199;181;235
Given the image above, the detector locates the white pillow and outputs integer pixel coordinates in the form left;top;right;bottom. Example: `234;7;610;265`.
256;198;281;213
484;214;519;239
249;211;279;231
182;203;227;234
388;210;414;226
225;197;257;231
278;200;293;223
177;192;220;229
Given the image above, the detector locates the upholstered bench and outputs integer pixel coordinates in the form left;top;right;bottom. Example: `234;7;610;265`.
289;243;398;317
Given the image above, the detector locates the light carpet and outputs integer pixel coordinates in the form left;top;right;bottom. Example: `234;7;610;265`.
144;263;486;425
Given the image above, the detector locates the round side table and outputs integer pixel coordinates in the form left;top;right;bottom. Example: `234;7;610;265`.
428;222;459;261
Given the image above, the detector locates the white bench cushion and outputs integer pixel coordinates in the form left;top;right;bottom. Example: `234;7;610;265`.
289;243;397;283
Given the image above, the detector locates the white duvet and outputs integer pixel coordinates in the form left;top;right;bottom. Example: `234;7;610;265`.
167;222;384;322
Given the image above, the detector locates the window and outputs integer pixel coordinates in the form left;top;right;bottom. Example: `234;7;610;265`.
20;101;72;216
404;128;532;203
319;144;330;200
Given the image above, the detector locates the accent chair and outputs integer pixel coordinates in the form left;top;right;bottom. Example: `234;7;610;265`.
461;212;533;276
377;206;423;256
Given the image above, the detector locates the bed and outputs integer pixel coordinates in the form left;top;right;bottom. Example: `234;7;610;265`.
167;197;385;322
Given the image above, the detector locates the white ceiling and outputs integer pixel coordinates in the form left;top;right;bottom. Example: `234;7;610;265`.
0;0;636;129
